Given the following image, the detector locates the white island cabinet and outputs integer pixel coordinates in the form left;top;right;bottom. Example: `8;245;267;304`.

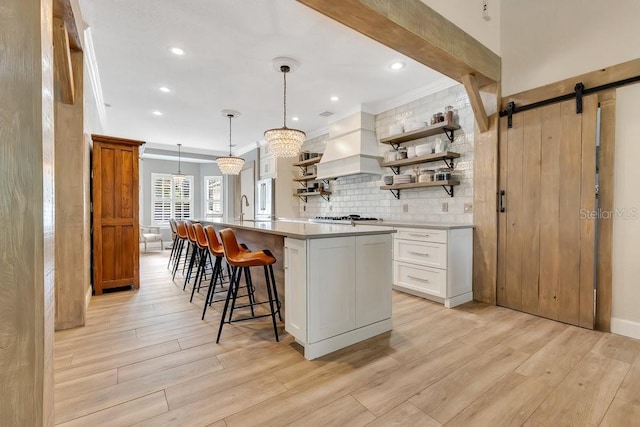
285;233;392;360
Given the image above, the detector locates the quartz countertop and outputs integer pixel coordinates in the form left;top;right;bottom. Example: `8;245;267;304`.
362;221;474;230
201;218;396;239
277;217;474;230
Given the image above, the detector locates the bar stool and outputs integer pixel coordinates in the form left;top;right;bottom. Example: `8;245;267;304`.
201;226;228;319
171;220;189;280
201;226;255;320
167;218;179;270
189;223;212;302
182;221;200;290
216;228;282;342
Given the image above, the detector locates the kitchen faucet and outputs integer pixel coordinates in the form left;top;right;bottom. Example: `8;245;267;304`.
239;194;249;222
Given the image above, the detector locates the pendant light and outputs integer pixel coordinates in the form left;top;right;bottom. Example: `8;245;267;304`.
216;110;245;175
173;143;186;182
264;58;305;158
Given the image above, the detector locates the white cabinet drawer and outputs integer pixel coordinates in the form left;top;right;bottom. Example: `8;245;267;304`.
393;262;445;297
395;227;447;244
394;239;447;269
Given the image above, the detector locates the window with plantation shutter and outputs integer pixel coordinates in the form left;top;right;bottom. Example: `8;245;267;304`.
151;173;194;225
204;176;223;218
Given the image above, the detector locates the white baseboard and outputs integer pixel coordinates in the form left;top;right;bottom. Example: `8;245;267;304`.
611;317;640;340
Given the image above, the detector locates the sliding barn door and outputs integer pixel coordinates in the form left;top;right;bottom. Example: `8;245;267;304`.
497;95;597;329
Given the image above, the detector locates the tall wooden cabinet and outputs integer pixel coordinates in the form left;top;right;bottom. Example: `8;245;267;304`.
91;135;145;295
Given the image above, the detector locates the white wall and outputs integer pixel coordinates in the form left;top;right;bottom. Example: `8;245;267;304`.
501;0;640;95
299;84;474;224
612;83;640;339
421;0;501;55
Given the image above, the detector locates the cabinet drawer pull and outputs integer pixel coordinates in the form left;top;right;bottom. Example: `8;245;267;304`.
409;251;429;257
407;275;429;282
409;233;430;238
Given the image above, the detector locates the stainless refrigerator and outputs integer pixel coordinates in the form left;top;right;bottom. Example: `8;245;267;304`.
255;178;275;220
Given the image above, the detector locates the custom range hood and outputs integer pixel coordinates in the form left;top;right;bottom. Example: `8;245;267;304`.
316;111;383;180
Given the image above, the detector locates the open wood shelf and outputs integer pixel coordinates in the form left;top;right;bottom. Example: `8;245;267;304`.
382;151;460;172
380;179;460;199
293;174;318;182
292;157;322;167
380;121;460;146
293;190;331;202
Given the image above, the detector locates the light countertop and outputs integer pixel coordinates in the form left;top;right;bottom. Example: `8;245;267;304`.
276;218;474;230
201;218;396;240
363;221;474;230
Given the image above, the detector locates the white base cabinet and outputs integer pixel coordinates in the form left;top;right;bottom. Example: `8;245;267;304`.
392;226;473;308
285;234;392;359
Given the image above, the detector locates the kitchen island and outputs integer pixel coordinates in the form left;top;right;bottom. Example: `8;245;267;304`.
202;219;395;359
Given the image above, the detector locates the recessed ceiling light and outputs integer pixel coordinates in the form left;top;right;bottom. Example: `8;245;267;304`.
389;61;406;71
170;47;185;56
159;86;171;93
292;116;300;121
330;96;339;102
152;111;163;116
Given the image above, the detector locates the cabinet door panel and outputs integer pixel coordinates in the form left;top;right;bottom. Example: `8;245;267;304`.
308;237;355;343
284;238;307;342
356;234;392;327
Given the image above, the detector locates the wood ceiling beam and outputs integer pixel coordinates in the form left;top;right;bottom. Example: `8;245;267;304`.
53;18;75;105
53;0;82;51
296;0;501;87
461;74;489;132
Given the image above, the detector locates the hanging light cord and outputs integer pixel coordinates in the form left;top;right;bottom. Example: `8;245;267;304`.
282;65;289;128
177;143;182;174
228;114;233;156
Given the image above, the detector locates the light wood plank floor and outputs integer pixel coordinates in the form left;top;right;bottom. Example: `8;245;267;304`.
54;252;640;426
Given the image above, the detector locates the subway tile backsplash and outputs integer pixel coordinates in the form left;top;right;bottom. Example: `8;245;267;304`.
297;84;474;224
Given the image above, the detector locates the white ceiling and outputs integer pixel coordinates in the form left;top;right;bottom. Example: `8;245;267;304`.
78;0;453;155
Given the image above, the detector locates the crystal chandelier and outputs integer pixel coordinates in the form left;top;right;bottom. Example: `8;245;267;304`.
216;111;245;175
264;62;305;158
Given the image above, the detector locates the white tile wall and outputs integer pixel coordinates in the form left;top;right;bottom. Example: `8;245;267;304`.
297;84;474;224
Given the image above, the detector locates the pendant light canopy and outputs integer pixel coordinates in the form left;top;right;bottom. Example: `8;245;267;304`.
264;58;305;158
173;143;186;182
216;110;245;175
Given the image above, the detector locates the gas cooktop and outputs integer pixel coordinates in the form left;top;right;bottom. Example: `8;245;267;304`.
312;215;382;223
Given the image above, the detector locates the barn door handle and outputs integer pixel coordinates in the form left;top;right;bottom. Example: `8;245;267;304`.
499;190;506;213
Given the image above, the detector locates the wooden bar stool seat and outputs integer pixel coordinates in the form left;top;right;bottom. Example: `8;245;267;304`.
216;228;282;342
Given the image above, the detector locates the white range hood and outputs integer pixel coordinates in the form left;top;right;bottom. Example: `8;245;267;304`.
316;111;383;180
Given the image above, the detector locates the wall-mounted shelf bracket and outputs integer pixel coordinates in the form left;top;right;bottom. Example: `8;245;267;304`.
444;129;455;143
320;193;330;202
443;185;454;197
388;189;400;199
390;166;400;175
297;195;308;203
442;158;455;169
